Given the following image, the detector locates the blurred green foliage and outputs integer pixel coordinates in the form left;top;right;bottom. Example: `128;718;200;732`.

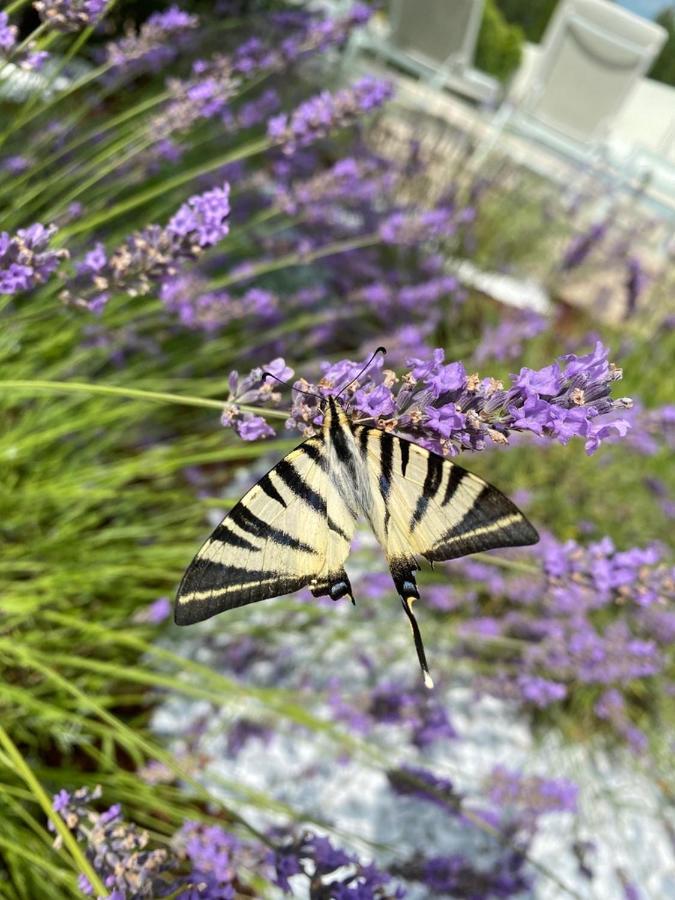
649;7;675;86
476;0;524;82
494;0;558;43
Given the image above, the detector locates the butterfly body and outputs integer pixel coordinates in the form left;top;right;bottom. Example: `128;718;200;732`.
175;395;538;686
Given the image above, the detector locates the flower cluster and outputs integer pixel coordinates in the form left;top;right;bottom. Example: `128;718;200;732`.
174;821;270;897
228;343;631;456
378;205;471;246
34;0;107;33
0;12;17;55
485;765;578;830
385;763;566;897
54;785;409;898
455;534;673;747
560;220;607;271
328;678;457;748
51;786;170;897
268;77;393;154
105;6;199;71
622;401;675;456
473;309;548;364
221;357;292;441
0;223;68;294
61;184;230;311
269;830;404;897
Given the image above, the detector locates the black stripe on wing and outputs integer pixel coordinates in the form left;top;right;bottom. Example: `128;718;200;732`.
175;561;309;624
410;453;444;531
425;469;538;562
229;503;317;553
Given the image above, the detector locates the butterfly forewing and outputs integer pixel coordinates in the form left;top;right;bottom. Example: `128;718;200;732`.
175;436;356;625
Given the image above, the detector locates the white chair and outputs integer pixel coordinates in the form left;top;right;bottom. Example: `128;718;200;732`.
479;0;667;161
348;0;499;104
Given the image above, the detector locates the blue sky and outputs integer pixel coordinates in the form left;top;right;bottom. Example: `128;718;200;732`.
616;0;674;19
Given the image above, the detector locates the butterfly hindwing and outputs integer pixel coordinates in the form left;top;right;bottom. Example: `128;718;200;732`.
354;426;538;564
175;435;357;625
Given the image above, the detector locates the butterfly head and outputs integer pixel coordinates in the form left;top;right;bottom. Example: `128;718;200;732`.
321;394;349;431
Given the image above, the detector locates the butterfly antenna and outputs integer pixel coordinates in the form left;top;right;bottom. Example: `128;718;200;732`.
262;371;323;402
336;346;387;399
401;597;434;689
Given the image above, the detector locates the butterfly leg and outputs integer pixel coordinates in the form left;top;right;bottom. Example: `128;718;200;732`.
311;569;355;605
390;560;434;689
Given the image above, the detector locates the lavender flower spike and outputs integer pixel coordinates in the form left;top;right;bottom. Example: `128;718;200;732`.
0;12;18;54
0;223;68;295
105;5;199;70
34;0;107;33
271;344;631;456
62;183;230;311
268;76;393;154
51;786;170;897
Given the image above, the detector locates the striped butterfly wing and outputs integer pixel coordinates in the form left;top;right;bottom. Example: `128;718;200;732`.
175;436;356;625
354;426;539;564
354;425;538;687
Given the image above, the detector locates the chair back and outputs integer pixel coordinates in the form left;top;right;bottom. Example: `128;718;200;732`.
390;0;484;70
525;0;667;142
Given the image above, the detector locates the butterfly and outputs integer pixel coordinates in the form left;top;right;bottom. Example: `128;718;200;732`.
175;351;539;687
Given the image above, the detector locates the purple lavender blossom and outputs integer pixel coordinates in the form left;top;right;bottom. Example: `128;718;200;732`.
560;220;607;270
268;77;393;154
269;830;403;898
0;223;68;294
2;155;29;174
226;718;272;756
220;358;293;440
167;183;230;247
263;344;631;456
34;0;107;32
454;532;672;746
51;786;170;896
105;6;198;70
0;12;17;54
388;765;462;813
486;765;578;823
395;851;532;897
62;184;230;311
133;596;172;624
624;256;648;318
474;310;548;364
378;207;460;246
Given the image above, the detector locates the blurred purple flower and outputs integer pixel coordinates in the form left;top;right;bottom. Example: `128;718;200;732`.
105;5;198;70
0;12;17;53
133;596;171;624
268;77;393;154
34;0;107;32
2;155;29;174
517;675;567;707
560;220;607;270
167;183;230;247
474;310;548;364
226;718;272;756
624;256;648;318
52;786;170;896
236;414;276;441
388;765;461;813
0;223;68;294
63;184;230;311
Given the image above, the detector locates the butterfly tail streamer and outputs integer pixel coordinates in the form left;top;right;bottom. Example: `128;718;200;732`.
400;595;434;689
